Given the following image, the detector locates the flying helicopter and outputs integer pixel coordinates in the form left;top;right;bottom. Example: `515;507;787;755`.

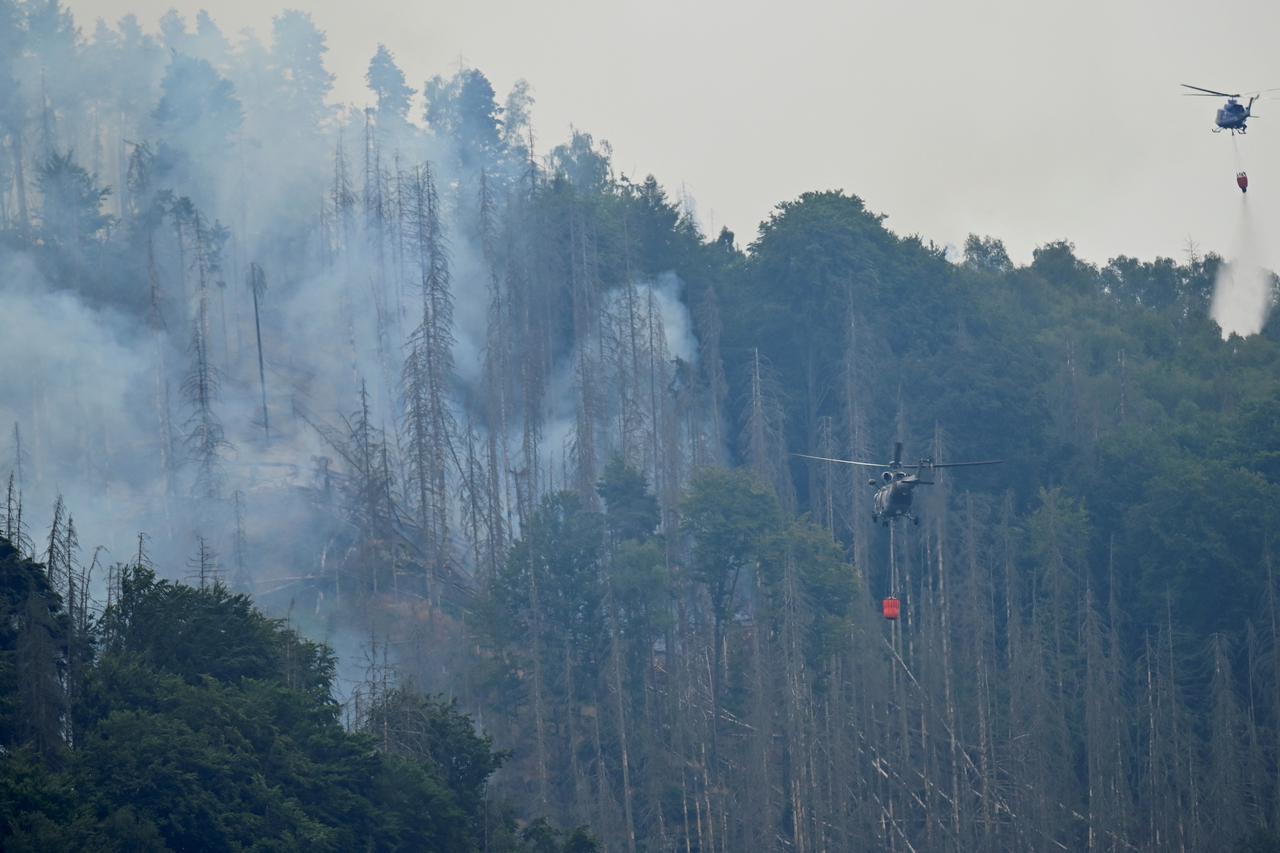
1180;84;1262;134
795;442;1002;526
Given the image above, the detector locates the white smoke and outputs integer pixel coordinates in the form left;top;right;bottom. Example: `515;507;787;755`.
1211;196;1274;339
0;253;171;573
646;271;698;363
536;271;701;490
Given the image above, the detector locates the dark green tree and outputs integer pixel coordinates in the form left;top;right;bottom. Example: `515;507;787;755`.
425;67;503;168
269;10;334;129
366;43;415;127
36;150;112;248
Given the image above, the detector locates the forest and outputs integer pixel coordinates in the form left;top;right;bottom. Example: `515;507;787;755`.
3;2;1280;851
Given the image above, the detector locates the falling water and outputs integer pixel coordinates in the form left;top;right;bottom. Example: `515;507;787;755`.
1210;195;1273;338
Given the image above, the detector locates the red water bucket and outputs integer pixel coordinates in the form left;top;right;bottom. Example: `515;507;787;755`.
882;597;901;620
1237;172;1248;193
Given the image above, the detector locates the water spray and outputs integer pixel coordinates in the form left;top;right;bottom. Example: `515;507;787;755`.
1210;193;1272;338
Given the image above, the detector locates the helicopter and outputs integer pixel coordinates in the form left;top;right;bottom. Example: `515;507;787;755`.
1181;84;1261;134
795;442;1002;526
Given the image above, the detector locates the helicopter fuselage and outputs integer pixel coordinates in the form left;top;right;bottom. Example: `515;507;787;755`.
873;481;913;521
869;472;924;524
1215;99;1251;133
1182;85;1259;135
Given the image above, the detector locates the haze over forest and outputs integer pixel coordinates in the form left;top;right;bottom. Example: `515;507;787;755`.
2;3;1280;851
61;0;1280;269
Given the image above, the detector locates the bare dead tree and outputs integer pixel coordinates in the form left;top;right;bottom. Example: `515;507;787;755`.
231;490;251;592
3;471;32;557
401;163;456;591
179;205;231;499
696;286;728;459
569;206;601;505
740;348;793;506
248;262;270;443
188;534;219;590
478;169;511;576
183;301;228;499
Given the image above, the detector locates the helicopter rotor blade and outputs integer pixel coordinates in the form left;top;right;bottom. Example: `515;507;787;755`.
892;441;903;466
791;452;889;469
921;459;1004;469
1181;83;1240;97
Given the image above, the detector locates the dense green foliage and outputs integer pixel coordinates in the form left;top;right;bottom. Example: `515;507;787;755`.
460;179;1280;850
0;539;595;852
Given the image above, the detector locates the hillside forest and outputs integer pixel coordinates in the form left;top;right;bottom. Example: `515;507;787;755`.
3;3;1280;851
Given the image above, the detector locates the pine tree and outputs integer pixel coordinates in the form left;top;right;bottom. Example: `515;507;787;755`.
365;44;415;131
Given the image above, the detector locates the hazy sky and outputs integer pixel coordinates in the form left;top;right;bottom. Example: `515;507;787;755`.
67;0;1280;267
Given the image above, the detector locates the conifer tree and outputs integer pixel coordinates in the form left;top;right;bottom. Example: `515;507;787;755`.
366;44;415;131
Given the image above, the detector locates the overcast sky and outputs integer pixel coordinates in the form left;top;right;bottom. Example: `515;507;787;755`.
67;0;1279;268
